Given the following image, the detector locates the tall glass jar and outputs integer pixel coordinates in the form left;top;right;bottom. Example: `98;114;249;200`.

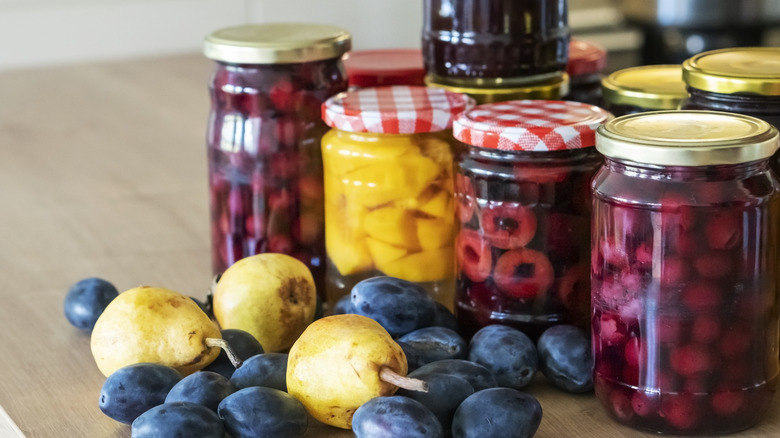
452;100;612;339
591;111;780;435
203;23;350;298
680;47;780;175
601;65;687;117
321;86;473;309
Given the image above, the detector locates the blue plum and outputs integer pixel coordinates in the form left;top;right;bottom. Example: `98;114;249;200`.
451;387;542;438
203;328;264;379
396;373;474;436
351;276;436;337
352;396;443;438
63;277;118;332
131;401;224;438
409;359;497;392
468;324;538;389
536;324;593;393
229;353;288;391
99;363;182;424
164;370;237;411
218;386;307;438
398;326;468;367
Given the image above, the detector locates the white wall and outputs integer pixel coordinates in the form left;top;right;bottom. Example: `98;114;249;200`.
0;0;423;71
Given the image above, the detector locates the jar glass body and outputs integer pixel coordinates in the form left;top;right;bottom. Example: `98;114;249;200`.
681;88;780;174
454;147;602;339
422;0;569;79
207;58;348;295
591;157;780;435
321;129;459;309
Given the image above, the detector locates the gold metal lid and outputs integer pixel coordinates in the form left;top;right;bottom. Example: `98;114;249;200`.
596;110;779;166
203;23;351;64
682;47;780;95
425;74;568;104
601;65;687;110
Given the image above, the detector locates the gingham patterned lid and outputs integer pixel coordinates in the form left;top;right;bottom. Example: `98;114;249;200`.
322;85;473;134
453;100;613;151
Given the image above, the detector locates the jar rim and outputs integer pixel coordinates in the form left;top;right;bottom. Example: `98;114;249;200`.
596;110;779;166
203;23;351;64
682;47;780;96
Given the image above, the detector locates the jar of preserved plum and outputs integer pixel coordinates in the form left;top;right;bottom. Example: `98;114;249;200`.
344;49;425;88
422;0;569;80
452;100;612;339
601;65;687;117
681;47;780;175
321;85;473;309
203;23;350;296
592;111;780;435
565;39;607;106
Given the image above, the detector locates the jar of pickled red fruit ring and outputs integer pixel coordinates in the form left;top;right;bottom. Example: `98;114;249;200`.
451;100;612;340
565;39;608;106
601;64;687;117
203;23;350;299
343;49;425;88
591;110;780;435
425;74;569;105
680;47;780;176
422;0;569;79
320;85;474;310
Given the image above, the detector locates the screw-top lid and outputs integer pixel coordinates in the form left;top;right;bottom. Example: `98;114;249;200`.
682;47;780;96
602;65;688;110
453;100;613;151
344;49;425;88
567;39;607;77
322;85;474;134
203;23;351;64
596;111;779;166
425;73;568;104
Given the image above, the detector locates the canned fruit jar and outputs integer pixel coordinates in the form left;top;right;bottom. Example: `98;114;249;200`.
591;111;780;435
422;0;570;80
321;86;473;308
601;65;687;117
681;47;780;175
565;39;607;106
453;100;612;339
204;23;350;294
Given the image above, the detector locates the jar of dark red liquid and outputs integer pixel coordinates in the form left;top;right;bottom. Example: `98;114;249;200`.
452;100;612;339
203;23;350;296
591;111;780;435
601;65;687;117
321;86;473;309
422;0;569;80
344;49;425;88
681;47;780;175
564;39;607;106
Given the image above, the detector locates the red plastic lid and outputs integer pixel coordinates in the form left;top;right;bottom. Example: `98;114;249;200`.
567;39;607;77
453;100;613;151
344;49;426;88
322;85;474;134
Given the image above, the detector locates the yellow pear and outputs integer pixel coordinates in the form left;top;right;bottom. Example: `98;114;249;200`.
286;314;426;429
212;253;317;353
90;286;223;377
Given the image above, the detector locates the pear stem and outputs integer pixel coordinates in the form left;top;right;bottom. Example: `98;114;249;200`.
379;366;429;392
206;337;243;369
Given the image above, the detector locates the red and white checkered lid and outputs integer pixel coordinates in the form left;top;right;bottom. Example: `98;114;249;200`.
322;85;473;134
453;100;613;151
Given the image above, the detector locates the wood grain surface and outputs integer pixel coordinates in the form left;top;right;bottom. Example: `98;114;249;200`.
0;54;777;438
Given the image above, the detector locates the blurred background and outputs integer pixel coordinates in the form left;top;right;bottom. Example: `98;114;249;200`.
1;0;779;72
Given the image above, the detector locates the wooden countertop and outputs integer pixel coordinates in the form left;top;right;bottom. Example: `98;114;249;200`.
1;54;778;438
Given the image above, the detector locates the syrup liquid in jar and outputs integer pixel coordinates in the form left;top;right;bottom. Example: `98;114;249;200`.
203;24;350;297
452;100;612;339
591;111;780;435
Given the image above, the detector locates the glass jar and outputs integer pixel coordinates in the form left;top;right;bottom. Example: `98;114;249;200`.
565;39;607;106
422;0;569;80
680;47;780;175
321;86;473;309
203;23;350;297
425;74;569;105
452;100;612;339
601;65;687;117
344;49;425;88
592;111;780;435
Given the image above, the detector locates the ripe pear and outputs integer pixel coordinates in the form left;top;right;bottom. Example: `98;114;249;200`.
90;286;226;377
286;314;427;429
212;253;317;353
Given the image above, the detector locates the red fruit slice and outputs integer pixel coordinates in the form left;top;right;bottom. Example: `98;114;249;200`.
455;174;477;224
493;248;554;300
480;203;537;249
455;229;493;283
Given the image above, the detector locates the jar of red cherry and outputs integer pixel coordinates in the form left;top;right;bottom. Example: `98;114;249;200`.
452;100;612;340
680;47;780;175
564;39;608;106
321;85;473;309
203;23;350;295
592;111;780;435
